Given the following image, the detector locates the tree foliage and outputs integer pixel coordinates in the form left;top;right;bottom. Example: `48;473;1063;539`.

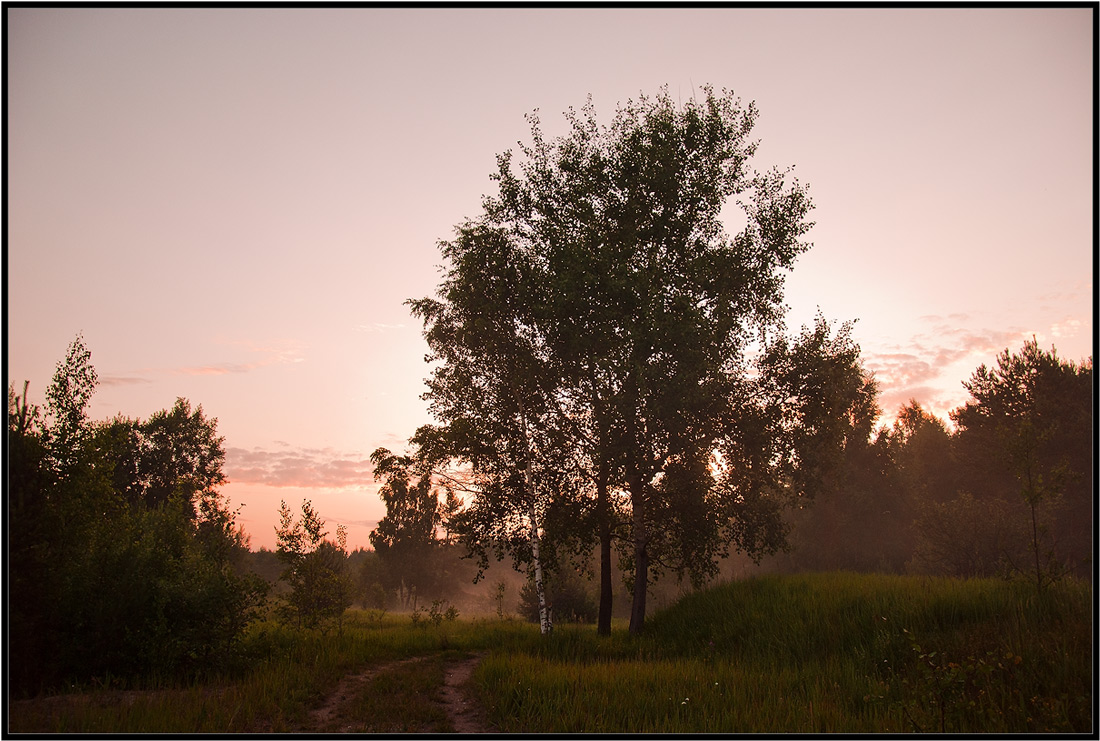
6;336;266;693
400;85;871;633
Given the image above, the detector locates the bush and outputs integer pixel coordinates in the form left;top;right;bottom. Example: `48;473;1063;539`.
519;568;597;624
909;492;1027;578
7;340;267;693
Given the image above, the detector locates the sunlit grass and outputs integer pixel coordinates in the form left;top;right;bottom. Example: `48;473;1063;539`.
8;574;1091;734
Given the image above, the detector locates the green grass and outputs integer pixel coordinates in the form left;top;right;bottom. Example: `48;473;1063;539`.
8;573;1092;734
474;572;1093;733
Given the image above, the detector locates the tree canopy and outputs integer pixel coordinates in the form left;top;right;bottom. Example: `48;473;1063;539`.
397;85;872;633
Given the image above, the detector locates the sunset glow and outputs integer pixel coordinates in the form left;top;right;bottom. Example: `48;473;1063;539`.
6;7;1093;550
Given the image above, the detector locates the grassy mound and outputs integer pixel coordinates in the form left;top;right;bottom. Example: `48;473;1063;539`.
476;572;1092;733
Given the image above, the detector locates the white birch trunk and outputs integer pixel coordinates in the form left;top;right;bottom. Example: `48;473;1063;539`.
516;392;552;635
525;464;552;635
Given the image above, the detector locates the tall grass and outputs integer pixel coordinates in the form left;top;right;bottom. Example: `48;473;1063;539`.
8;612;533;733
9;573;1092;734
473;572;1093;733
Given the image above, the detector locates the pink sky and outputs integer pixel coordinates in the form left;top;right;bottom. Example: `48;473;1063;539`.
6;8;1094;551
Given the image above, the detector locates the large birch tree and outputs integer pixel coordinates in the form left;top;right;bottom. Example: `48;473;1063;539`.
403;85;869;633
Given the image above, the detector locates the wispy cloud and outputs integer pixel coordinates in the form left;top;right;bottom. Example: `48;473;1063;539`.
1036;280;1092;312
355;322;407;334
376;431;413;450
225;445;375;489
176;362;269;376
103;339;306;383
99;375;154;386
176;339;306;376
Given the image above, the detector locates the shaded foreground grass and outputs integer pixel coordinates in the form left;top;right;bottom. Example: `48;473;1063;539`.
478;572;1092;733
9;572;1092;734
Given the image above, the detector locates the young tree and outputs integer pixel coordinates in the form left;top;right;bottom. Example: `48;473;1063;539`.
43;334;98;474
275;500;353;632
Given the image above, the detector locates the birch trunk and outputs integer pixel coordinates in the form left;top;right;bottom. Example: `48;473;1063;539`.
527;481;552;635
517;393;552;635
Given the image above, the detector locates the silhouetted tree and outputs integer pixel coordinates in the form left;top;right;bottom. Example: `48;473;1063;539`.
703;314;875;578
139;398;227;513
368;448;450;608
90;399;227;518
406;86;867;634
42;333;97;474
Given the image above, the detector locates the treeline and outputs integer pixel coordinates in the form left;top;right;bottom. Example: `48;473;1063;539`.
299;337;1091;624
776;339;1092;584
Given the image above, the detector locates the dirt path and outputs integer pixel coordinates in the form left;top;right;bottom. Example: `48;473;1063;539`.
307;655;424;731
11;653;495;734
439;654;492;733
307;653;493;734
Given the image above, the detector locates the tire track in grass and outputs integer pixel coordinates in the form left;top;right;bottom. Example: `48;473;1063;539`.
306;652;492;733
440;653;493;733
307;655;425;731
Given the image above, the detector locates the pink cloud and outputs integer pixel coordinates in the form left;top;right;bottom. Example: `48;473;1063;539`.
865;322;1042;427
99;375;153;386
225;445;375;488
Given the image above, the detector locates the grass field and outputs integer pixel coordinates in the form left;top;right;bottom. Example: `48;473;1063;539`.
8;572;1092;734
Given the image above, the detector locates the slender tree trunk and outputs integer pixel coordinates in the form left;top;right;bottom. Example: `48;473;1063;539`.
517;393;552;634
1023;447;1045;595
528;492;552;634
628;474;649;634
597;461;613;636
1029;498;1043;594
